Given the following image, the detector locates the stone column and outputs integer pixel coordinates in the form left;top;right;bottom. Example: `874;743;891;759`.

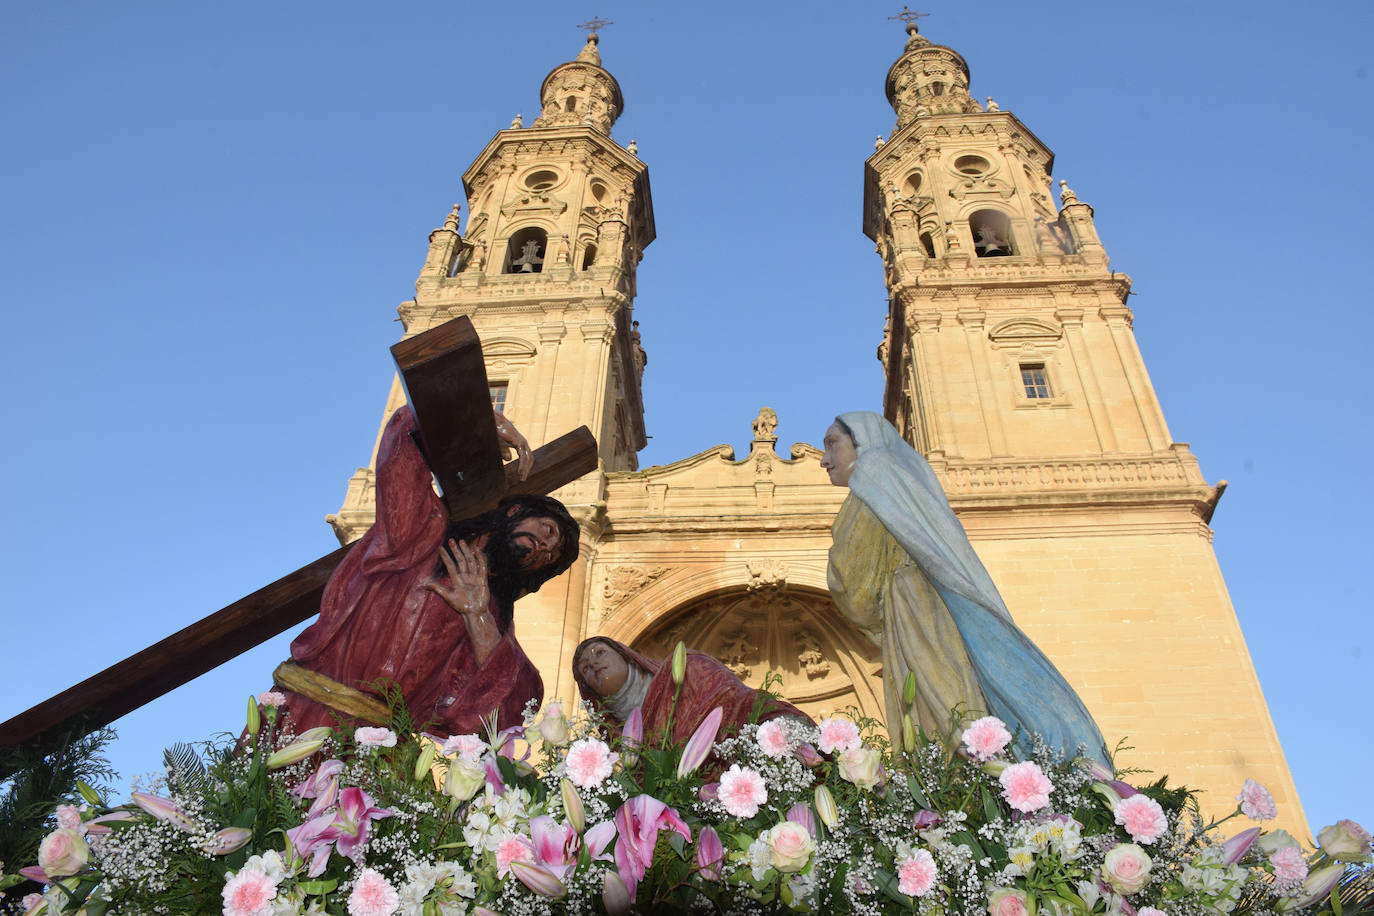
1100;304;1171;451
1055;305;1118;452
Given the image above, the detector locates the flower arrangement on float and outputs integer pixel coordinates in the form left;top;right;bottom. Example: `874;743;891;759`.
3;653;1370;916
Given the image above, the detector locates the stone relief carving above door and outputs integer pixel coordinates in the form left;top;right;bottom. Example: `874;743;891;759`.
630;587;885;727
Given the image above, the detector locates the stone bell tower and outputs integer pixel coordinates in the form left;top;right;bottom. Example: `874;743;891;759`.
327;26;654;696
863;17;1306;833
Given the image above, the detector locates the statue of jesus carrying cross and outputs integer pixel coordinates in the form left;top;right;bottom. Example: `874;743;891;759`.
275;402;581;735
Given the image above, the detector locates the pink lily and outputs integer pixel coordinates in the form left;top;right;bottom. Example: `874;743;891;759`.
205;826;253;855
1279;863;1345;912
698;782;719;803
621;707;644;768
676;706;723;778
696;825;724;880
560;778;585;834
614;794;691;896
529;815;580;882
1109;780;1139;799
795;742;823;767
83;810;137;836
483;757;507;796
131;791;197;833
292;758;345;817
913;808;943;828
1083;759;1116;782
285;810;339;877
511;859;567;899
1223;826;1262;866
332;786;393;860
18;866;49;883
585;820;618;862
786;802;817;837
602;871;632;916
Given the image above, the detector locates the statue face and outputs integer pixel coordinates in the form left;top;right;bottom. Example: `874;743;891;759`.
506;512;564;572
820;422;858;487
576;639;630;698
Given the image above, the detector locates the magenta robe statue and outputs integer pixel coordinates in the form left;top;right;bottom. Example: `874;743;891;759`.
282;406;542;735
574;638;810;748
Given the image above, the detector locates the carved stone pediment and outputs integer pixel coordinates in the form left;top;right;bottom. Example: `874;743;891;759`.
988;317;1063;344
948;178;1016;200
501;192;569;219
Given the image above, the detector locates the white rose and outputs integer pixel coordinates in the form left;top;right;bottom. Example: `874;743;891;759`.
1102;843;1152;894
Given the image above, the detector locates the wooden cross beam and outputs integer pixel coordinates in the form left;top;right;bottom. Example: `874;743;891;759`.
0;317;598;773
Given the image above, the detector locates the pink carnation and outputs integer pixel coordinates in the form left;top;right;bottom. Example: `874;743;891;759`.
441;733;486;761
1270;846;1308;888
817;717;861;755
1114;794;1168;844
962;716;1013;761
718;764;768;819
756;720;791;758
565;738;618;788
897;848;937;897
354;727;397;748
1236;779;1277;821
222;867;279;916
55;804;83;831
257;691;286;707
1138;908;1168;916
495;835;534;877
347;867;399;916
999;761;1053;813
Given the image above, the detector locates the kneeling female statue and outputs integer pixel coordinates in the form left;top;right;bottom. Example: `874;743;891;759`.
821;412;1110;767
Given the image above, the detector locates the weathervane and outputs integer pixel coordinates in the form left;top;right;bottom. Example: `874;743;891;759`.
577;16;613;40
889;6;929;31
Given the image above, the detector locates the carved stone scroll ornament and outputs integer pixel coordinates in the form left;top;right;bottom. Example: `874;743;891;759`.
745;558;788;594
602;564;669;609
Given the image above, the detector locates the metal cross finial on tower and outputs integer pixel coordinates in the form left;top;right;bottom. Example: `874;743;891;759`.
889;6;929;33
577;16;613;40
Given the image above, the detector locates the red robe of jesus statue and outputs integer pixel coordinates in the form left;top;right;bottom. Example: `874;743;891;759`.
281;406;542;735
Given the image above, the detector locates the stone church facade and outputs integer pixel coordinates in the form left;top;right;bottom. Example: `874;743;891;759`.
325;25;1306;834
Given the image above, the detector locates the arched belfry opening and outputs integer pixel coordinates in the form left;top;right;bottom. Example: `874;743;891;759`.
628;585;885;724
969;209;1014;257
505;227;548;273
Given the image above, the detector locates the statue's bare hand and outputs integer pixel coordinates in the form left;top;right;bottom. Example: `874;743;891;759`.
426;536;491;616
493;411;532;481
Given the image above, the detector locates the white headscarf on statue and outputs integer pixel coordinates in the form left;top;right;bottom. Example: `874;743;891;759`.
838;412;1012;624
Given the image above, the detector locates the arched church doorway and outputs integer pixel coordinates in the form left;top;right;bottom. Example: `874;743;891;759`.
628;586;886;728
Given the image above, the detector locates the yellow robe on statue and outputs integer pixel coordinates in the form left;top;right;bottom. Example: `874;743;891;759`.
827;493;988;745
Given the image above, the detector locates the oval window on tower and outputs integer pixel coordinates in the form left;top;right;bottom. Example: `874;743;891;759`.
954;155;991;177
524;169;560;192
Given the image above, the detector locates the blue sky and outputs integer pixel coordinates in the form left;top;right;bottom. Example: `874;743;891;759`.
2;1;1370;835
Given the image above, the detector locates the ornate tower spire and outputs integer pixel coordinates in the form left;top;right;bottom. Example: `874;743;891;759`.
885;9;980;128
334;29;655;544
532;20;624;134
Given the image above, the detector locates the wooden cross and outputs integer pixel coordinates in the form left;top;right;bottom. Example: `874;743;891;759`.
0;317;598;774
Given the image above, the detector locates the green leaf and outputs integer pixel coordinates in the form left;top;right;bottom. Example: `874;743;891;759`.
1331;885;1344;916
907;774;931;810
982;786;1002;822
299;878;339;895
668;831;688;857
874;867;911;907
232;806;258;829
731;832;755;852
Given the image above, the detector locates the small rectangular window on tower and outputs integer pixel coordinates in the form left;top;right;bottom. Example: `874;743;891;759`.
1020;364;1052;399
489;381;508;414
